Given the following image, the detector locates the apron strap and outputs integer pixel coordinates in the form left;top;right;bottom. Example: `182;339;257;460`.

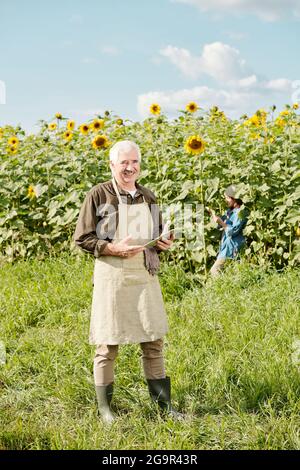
112;177;145;204
112;177;123;205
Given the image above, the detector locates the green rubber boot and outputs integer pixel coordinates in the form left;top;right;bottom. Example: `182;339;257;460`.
95;383;116;424
146;376;184;420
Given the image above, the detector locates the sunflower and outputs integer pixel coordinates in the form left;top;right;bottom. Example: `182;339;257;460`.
250;133;260;140
184;135;206;155
0;127;3;138
48;122;57;131
8;136;19;146
243;111;266;128
67;120;75;131
209;106;227;123
275;118;286;128
249;114;260;126
79;124;90;135
63;131;73;141
279;110;290;117
186;102;199;113
293;103;299;110
150;103;161;115
7;145;18;155
27;185;37;199
256;109;267;125
243;119;251;126
91;119;105;132
264;136;275;144
55;113;62;119
92;134;110;149
116;118;124;126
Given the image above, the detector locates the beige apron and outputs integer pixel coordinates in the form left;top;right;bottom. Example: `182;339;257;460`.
89;179;169;345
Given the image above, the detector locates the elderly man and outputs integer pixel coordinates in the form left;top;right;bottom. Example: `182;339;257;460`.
74;140;182;424
209;184;248;277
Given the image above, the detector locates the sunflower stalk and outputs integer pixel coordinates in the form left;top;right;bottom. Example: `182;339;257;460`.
199;156;208;279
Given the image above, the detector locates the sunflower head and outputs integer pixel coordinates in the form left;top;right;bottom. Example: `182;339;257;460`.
64;131;73;141
275;118;286;128
92;134;110;149
279;110;290;117
293;103;299;110
150;103;161;115
55;113;62;119
27;185;37;199
256;109;267;126
184;135;206;155
92;119;105;132
79;124;90;135
116;118;124;126
48;122;57;131
67;120;75;130
209;106;227;123
249;114;260;126
186;102;199;113
8;136;19;146
7;145;18;155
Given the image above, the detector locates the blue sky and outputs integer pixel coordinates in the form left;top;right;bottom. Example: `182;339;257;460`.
0;0;299;133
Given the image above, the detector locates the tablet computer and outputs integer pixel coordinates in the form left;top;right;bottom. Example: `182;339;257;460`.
142;229;174;248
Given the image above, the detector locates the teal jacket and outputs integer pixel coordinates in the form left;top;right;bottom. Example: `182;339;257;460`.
217;207;247;259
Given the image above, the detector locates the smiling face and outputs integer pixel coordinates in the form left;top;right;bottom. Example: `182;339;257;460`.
110;147;140;190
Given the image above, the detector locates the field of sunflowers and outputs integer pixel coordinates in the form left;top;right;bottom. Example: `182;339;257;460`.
0;102;300;274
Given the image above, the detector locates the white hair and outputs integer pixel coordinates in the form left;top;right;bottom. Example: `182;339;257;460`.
109;140;141;164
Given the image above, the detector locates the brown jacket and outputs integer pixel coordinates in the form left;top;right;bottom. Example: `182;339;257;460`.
73;179;163;257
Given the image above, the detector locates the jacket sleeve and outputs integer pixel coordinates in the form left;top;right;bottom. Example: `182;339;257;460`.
73;190;109;257
217;213;227;230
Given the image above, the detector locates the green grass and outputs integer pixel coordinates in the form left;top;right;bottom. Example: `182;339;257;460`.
0;255;300;450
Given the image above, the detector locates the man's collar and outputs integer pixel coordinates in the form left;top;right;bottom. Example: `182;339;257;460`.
113;179;142;196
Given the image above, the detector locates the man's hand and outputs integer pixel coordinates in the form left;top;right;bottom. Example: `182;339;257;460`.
103;235;144;258
155;232;174;251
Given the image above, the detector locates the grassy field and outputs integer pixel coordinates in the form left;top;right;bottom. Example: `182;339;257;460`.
0;255;300;450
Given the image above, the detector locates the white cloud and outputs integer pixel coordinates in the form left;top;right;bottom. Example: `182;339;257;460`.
201;42;248;81
264;78;294;92
171;0;300;21
160;42;250;82
159;41;294;92
160;45;202;79
137;85;264;119
138;41;296;118
237;74;258;88
0;79;6;105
